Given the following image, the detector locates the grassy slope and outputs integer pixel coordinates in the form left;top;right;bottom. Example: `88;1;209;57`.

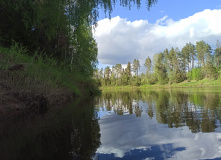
0;45;98;116
100;79;221;90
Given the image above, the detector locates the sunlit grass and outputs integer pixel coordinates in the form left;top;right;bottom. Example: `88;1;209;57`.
101;78;221;90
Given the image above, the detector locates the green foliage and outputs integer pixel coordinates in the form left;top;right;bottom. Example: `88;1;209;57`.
0;44;98;98
144;56;152;75
187;71;192;81
191;68;203;81
196;40;211;68
153;53;168;84
181;42;195;71
148;74;158;84
205;53;218;80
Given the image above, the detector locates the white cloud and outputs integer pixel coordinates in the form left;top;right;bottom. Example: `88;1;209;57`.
93;9;221;68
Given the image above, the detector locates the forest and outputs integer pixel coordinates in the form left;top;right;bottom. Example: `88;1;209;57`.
94;40;221;86
0;0;158;111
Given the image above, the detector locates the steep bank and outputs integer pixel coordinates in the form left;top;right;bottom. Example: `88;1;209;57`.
0;45;98;118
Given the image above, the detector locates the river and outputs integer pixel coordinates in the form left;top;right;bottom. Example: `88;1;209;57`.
1;88;221;160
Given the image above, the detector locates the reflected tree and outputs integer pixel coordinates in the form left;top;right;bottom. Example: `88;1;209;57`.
70;99;101;159
98;89;221;133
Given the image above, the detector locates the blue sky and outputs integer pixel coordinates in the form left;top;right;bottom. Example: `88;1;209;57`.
99;0;221;22
94;0;221;70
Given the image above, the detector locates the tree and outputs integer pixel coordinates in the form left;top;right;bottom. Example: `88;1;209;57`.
110;65;116;86
181;43;190;72
144;56;152;76
163;48;169;70
115;64;122;78
214;40;221;69
153;53;168;84
205;51;218;79
189;42;196;70
0;0;158;80
166;47;183;83
132;59;140;84
104;66;111;86
196;40;211;68
125;61;132;84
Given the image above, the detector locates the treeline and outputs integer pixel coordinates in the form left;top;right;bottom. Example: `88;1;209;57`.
94;40;221;86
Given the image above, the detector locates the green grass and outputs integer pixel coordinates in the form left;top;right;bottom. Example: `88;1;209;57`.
100;79;221;90
0;43;98;112
171;79;221;88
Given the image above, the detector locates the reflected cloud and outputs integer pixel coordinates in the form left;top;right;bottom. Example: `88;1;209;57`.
95;89;221;160
96;113;221;160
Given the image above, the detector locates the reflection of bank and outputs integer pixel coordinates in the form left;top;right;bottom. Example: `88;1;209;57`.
96;91;145;116
154;102;217;133
98;90;220;133
0;99;101;160
149;90;218;133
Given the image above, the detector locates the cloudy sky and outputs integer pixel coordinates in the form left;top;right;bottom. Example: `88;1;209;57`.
93;0;221;70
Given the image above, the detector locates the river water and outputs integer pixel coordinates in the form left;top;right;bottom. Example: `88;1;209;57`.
1;88;221;160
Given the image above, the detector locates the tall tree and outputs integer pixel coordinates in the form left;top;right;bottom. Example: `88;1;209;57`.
196;40;211;68
188;42;196;70
104;66;111;86
115;64;122;79
133;59;140;84
181;43;191;72
144;56;152;76
133;59;140;76
125;61;132;84
205;52;217;79
214;40;221;69
153;53;168;84
125;61;132;77
163;48;169;70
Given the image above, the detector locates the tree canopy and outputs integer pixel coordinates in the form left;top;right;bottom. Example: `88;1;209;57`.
0;0;157;77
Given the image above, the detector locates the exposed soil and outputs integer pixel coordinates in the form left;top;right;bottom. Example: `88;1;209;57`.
0;68;73;119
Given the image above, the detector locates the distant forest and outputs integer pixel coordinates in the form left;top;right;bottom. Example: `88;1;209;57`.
94;40;221;86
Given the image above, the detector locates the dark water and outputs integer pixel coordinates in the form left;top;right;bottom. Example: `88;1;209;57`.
2;88;221;160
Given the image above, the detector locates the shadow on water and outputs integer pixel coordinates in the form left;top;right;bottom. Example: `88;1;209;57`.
0;98;101;160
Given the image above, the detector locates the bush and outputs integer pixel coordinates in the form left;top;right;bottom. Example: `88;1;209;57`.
192;68;203;81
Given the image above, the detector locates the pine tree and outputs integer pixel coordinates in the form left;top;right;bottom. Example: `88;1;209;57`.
133;59;140;85
144;56;152;76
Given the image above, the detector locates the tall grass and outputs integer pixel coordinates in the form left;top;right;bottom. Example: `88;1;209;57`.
0;43;97;110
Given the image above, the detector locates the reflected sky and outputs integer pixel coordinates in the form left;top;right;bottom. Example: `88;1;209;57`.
95;89;221;160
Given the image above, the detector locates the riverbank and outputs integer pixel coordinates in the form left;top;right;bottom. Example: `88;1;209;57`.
0;45;98;118
100;79;221;90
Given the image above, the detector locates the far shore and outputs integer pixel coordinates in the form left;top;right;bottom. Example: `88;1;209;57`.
100;79;221;90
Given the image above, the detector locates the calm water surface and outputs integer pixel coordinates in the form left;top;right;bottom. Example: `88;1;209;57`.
1;88;221;160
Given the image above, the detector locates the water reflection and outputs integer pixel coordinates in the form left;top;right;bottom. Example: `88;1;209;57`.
0;98;101;160
96;89;221;133
95;88;221;160
2;88;221;160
